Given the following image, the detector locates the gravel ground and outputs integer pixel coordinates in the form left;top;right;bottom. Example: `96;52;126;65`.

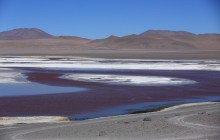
0;102;219;140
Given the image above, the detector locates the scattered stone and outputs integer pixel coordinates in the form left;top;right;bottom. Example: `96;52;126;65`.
98;131;107;136
143;117;152;121
123;121;130;124
198;112;206;115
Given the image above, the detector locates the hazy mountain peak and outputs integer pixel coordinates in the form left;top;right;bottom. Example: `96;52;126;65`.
0;28;55;40
140;30;195;37
106;35;119;39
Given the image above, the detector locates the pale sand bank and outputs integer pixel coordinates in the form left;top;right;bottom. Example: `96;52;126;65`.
159;102;220;112
0;102;219;140
0;116;69;126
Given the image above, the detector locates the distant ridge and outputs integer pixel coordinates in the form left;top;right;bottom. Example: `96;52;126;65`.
0;28;55;40
0;28;219;51
89;30;220;50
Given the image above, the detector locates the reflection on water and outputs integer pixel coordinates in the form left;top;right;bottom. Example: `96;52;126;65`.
0;83;86;97
0;67;87;97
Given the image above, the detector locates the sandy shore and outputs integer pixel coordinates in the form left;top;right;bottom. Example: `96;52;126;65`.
0;116;69;126
0;102;219;140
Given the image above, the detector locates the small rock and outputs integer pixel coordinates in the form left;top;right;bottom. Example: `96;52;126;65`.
143;117;152;121
123;121;130;124
98;131;107;136
198;112;206;115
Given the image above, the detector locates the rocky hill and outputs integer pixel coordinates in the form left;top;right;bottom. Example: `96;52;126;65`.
0;28;55;40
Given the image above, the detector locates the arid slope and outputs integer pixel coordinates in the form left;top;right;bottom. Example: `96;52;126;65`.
0;28;219;57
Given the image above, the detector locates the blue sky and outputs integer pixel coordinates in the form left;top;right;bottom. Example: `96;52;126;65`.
0;0;219;39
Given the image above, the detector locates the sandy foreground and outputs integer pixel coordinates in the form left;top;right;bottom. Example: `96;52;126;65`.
0;102;219;140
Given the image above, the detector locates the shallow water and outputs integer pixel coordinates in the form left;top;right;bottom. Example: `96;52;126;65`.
0;83;86;97
0;57;220;119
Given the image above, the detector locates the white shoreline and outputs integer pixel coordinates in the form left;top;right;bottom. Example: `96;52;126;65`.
64;73;196;86
1;55;220;61
0;57;220;71
0;72;27;84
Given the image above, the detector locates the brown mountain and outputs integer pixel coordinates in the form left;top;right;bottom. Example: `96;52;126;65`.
0;28;220;57
1;28;219;50
89;30;220;50
0;28;55;40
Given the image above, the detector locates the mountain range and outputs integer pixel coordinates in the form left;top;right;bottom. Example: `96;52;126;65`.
90;30;220;50
0;28;219;55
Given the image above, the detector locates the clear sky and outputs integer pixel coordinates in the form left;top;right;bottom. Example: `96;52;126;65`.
0;0;219;39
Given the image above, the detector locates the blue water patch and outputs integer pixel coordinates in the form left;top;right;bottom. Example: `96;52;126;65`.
70;96;220;120
0;83;87;97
